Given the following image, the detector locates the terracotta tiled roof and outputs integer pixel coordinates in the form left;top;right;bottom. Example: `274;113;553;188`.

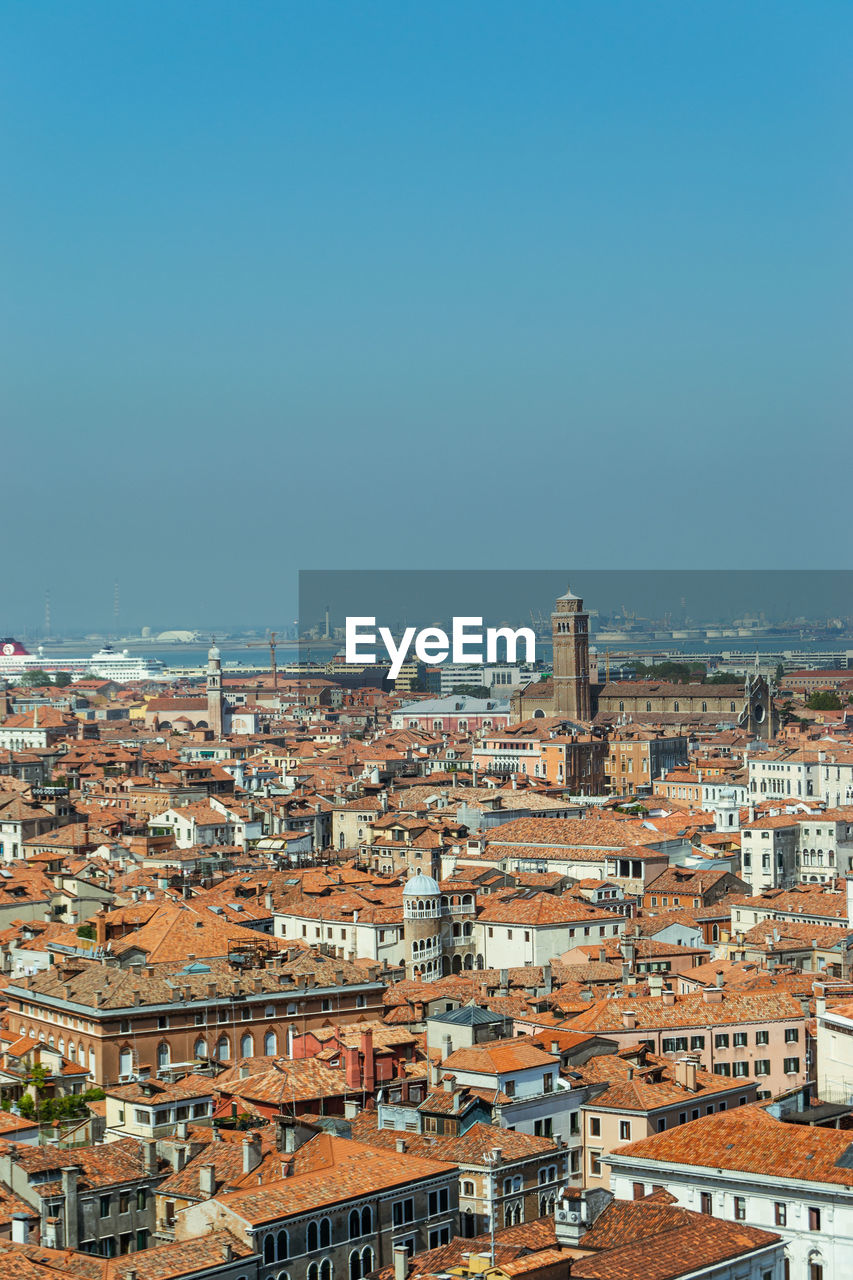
443;1038;558;1075
212;1134;456;1225
566;988;806;1034
614;1103;853;1187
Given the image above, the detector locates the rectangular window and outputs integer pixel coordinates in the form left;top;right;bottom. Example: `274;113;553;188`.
619;1120;631;1141
689;1036;705;1050
589;1117;601;1136
785;1028;799;1043
99;1196;110;1218
733;1196;746;1220
755;1030;769;1045
662;1036;688;1054
809;1206;821;1232
543;1073;553;1093
733;1032;747;1047
774;1202;787;1226
504;1079;515;1097
428;1188;449;1216
714;1033;729;1048
393;1198;415;1227
700;1192;712;1216
589;1150;602;1178
733;1061;749;1077
428;1226;451;1248
784;1057;800;1074
632;1182;645;1200
754;1060;771;1076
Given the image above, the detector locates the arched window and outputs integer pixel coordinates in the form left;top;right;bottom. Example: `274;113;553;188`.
216;1035;230;1061
308;1265;319;1280
119;1046;133;1078
276;1229;288;1260
462;1180;475;1196
307;1224;318;1253
319;1218;331;1249
240;1033;253;1058
157;1041;170;1070
264;1030;278;1055
194;1038;208;1060
349;1210;360;1239
361;1207;372;1235
265;1236;276;1265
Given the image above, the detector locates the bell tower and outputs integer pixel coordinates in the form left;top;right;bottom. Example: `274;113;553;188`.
206;640;224;737
552;586;591;722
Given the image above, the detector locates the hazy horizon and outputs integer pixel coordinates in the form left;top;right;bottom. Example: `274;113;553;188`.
3;3;851;631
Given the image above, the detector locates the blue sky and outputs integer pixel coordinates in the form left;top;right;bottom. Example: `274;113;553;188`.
2;2;851;632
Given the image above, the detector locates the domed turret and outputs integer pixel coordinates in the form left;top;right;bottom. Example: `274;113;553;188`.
403;871;443;980
403;873;440;897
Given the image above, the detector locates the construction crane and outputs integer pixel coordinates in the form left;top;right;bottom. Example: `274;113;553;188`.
246;631;278;688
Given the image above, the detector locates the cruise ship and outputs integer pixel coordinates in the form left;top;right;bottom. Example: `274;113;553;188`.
87;646;167;681
0;639;166;683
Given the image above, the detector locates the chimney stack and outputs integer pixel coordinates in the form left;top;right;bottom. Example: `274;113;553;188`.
393;1248;409;1280
11;1215;30;1245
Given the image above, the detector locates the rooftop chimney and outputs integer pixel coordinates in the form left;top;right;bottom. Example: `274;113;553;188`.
393;1247;409;1280
199;1163;216;1197
675;1058;698;1092
11;1215;29;1245
242;1132;262;1176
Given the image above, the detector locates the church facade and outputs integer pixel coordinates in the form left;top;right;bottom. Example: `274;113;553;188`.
511;586;777;741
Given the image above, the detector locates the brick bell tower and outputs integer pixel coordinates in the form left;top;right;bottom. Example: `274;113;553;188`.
552;585;591;722
206;640;224;737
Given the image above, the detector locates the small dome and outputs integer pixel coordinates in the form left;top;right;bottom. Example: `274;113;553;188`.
208;643;221;661
403;873;440;897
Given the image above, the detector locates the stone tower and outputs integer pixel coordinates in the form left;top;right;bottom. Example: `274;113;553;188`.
402;873;443;980
206;641;224;738
551;585;591;722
